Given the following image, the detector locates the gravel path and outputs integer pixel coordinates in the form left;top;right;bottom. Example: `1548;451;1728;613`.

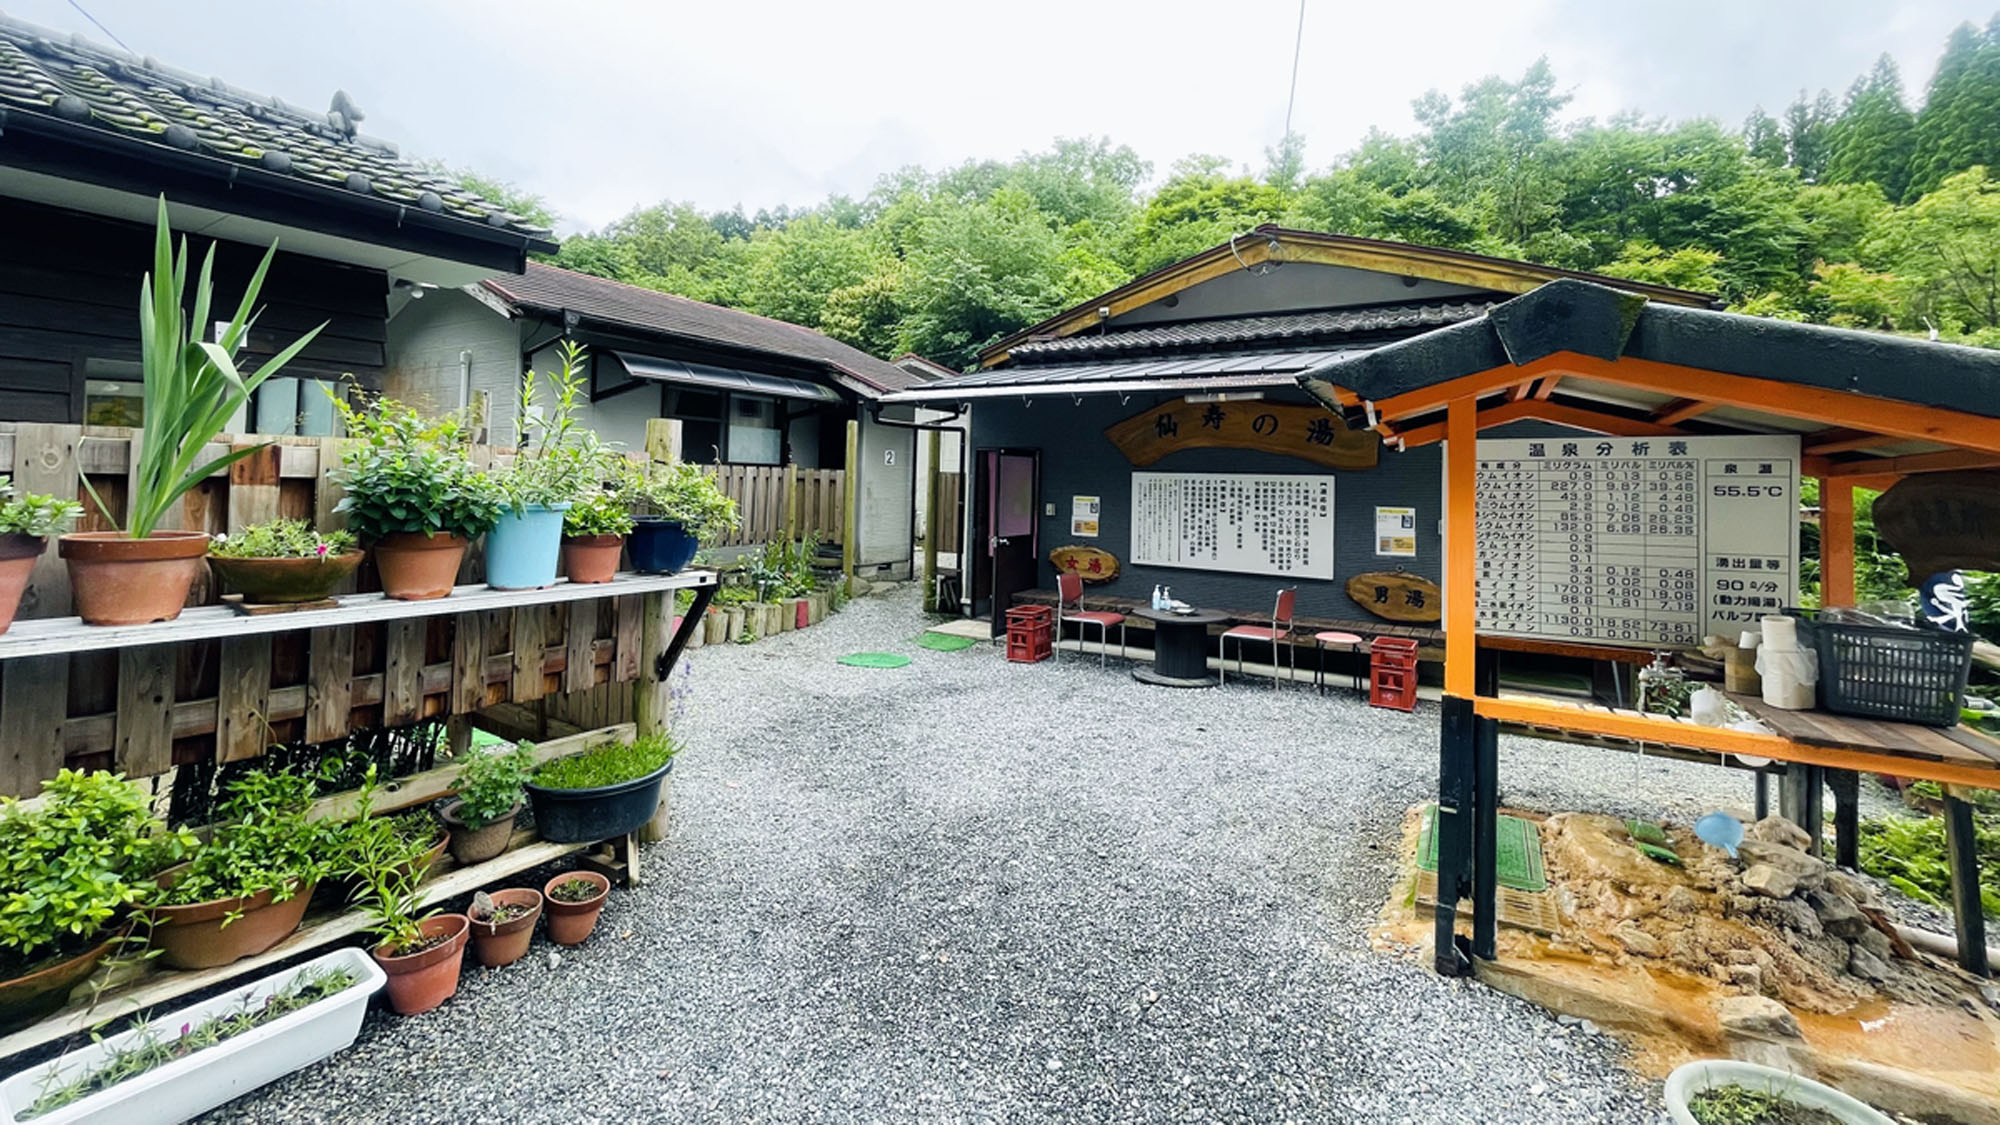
208;584;1820;1124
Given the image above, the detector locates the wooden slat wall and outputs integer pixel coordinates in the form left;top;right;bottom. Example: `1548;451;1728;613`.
0;428;653;797
710;464;845;549
935;471;963;556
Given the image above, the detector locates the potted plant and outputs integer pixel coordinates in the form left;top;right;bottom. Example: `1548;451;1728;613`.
622;460;738;575
0;477;81;634
439;742;536;865
331;395;506;600
541;871;610;946
522;732;678;844
351;835;468;1017
0;771;193;1029
561;481;634;585
466;888;542;968
323;781;447;908
1666;1060;1892;1125
206;519;362;605
487;341;601;591
61;198;325;626
144;769;333;970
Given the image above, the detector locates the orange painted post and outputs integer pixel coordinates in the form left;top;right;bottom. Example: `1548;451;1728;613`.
1445;396;1478;699
1820;477;1856;609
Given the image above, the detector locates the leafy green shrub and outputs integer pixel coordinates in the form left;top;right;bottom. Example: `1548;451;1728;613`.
153;769;334;909
0;475;81;539
1855;806;1999;917
494;341;606;512
620;459;738;540
208;518;356;559
563;486;635;538
451;743;536;828
0;771;194;972
331;395;507;543
530;733;678;791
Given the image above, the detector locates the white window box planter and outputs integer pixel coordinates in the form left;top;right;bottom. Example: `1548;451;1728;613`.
1;948;384;1125
1665;1059;1892;1125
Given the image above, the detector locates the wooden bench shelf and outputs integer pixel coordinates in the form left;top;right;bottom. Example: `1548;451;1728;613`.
0;571;716;662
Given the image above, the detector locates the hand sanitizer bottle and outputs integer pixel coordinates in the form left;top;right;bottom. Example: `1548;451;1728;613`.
1151;584;1164;610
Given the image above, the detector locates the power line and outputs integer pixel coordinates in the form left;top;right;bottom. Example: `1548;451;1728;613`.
1281;0;1306;141
66;0;132;53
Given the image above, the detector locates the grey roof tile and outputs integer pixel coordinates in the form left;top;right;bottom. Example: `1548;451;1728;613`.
1006;300;1491;360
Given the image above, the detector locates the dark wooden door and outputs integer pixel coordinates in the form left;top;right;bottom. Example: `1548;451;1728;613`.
973;448;1039;636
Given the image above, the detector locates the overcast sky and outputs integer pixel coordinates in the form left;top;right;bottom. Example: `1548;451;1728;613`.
9;1;1996;231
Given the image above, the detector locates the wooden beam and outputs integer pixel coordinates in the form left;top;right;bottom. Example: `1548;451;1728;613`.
1444;397;1477;699
1395;398;1688;448
1653;399;1713;425
1821;478;1856;608
1532;376;1559;401
1475;695;2000;790
841;419;860;591
1821;448;2000;477
1373;355;1565;423
1804;429;1901;456
1509;379;1537;403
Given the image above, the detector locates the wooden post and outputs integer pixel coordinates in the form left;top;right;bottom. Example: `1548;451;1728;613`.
1820;477;1855;608
786;462;800;545
922;428;941;613
842;419;860;593
645;417;682;465
1443;397;1477;699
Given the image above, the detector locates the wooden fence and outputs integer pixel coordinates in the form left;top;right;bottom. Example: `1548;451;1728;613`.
709;463;844;550
0;423;689;798
935;470;963;556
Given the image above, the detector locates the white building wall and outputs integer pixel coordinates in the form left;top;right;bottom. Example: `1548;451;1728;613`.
383;288;522;445
857;409;916;577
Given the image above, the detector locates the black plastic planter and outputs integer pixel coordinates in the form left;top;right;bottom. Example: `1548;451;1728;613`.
627;518;700;575
525;759;673;843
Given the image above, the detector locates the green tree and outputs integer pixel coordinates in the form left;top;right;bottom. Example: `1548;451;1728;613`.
1865;166;2000;332
1744;107;1788;165
735;215;882;331
896;190;1088;367
1824;56;1917;201
1907;21;1994;199
1783;89;1840;180
1123;156;1292;273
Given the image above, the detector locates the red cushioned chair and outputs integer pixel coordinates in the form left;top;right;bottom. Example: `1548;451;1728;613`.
1056;572;1125;665
1220;587;1297;688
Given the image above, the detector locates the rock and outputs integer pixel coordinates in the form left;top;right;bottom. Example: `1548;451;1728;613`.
1757;896;1824;939
1717;994;1802;1040
1737;840;1827;891
1612;923;1661;958
1808;889;1869;939
1726;963;1765;992
1827;870;1882;911
1741;864;1799;899
1662;885;1701;915
1852;924;1895;962
1848;943;1892;982
1744;815;1814;852
1726;948;1759;966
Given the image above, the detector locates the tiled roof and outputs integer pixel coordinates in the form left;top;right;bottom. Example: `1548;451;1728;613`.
484;264;920;395
1006;300;1492;361
0;14;551;240
885;347;1365;400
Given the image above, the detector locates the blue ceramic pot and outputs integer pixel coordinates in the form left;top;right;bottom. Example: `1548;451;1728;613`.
628;517;699;574
485;503;571;590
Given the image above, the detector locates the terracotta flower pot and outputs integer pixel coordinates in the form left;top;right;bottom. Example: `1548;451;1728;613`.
0;532;45;636
439;799;520;865
467;888;543;968
372;533;468;601
373;913;470;1016
208;549;364;604
0;930;122;1030
58;530;210;625
146;874;314;970
561;534;625;584
541;871;610;946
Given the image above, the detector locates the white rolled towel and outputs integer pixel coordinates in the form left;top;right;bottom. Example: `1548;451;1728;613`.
1760;615;1800;652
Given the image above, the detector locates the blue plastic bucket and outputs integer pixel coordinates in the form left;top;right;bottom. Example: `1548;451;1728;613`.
628;517;700;574
485;503;571;589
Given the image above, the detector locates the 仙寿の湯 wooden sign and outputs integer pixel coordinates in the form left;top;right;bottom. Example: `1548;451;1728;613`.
1051;545;1120;583
1104;401;1377;470
1348;571;1442;622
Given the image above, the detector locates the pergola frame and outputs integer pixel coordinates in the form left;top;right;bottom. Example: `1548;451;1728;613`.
1299;280;2000;979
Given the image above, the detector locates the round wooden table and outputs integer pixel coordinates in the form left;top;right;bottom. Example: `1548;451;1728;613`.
1131;606;1230;688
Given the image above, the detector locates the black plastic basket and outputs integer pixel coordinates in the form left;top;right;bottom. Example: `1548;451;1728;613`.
1787;607;1974;728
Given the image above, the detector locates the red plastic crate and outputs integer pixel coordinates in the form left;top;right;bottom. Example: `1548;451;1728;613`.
1369;637;1420;711
1006;622;1052;663
1006;605;1054;628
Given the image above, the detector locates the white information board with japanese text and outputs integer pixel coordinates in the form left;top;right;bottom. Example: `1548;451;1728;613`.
1130;472;1336;580
1474;434;1799;647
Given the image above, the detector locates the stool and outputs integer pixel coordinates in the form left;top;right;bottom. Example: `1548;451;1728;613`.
1312;631;1365;695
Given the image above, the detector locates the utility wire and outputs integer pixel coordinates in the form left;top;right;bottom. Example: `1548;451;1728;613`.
1281;0;1306;141
66;0;132;53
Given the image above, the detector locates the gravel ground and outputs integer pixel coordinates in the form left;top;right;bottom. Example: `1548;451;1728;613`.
207;584;1878;1124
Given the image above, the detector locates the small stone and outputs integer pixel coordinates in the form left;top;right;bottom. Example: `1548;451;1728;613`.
1045;1058;1062;1072
1848;943;1892;982
547;951;563;969
1725;948;1759;966
1738;840;1827;890
1662;885;1701;915
1827;871;1882;911
1808;889;1869;939
1612;923;1662;957
1717;995;1802;1040
1725;963;1763;992
1852;924;1894;962
1744;815;1813;852
1741;863;1799;899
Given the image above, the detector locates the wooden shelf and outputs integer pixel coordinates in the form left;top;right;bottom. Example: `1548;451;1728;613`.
0;834;592;1060
0;571;717;662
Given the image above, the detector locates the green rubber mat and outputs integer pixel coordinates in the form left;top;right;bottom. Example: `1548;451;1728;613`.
1416;804;1548;892
916;633;980;652
837;652;911;668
